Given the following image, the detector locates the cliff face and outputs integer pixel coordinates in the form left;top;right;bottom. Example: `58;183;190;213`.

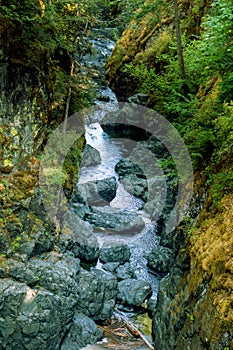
105;0;211;101
153;190;233;349
0;10;84;222
105;0;233;349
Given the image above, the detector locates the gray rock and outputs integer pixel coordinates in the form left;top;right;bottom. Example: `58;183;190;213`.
81;144;101;167
0;210;55;259
102;262;120;273
115;159;145;178
76;176;117;206
0;279;74;350
145;246;175;274
58;211;100;262
127;93;150;106
61;313;103;350
117;279;152;307
115;262;135;280
100;241;130;264
3;252;80;299
85;208;145;234
76;268;117;321
119;174;148;202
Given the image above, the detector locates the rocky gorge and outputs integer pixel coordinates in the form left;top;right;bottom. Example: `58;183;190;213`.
1;0;233;349
0;15;173;350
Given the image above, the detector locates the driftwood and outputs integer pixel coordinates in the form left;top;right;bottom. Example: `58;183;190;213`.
113;311;155;350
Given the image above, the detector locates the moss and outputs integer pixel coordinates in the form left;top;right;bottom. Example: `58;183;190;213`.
190;193;233;322
63;136;85;197
134;29;171;67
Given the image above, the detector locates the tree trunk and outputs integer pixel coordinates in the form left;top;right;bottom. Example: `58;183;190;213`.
173;0;186;81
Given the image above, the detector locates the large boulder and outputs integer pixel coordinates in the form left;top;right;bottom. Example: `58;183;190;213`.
117;279;152;307
115;159;145;178
100;241;131;264
76;177;117;206
115;158;148;201
144;246;175;274
81;144;101;167
58;211;100;262
115;262;135;281
0;252;80;299
76;268;117;321
61;313;103;350
127;93;150;106
85;208;145;234
0;279;74;350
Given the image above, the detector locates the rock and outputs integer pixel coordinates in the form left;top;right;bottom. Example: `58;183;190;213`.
76;177;117;206
102;262;120;273
81;144;101;167
76;268;117;321
85;208;145;234
115;262;135;280
127;93;150;106
147;297;158;316
145;246;175;274
100;241;131;264
0;278;74;350
1;252;80;299
97;94;110;102
117;279;152;307
119;174;148;202
60;313;103;350
1;209;56;259
115;158;148;201
115;159;146;178
58;211;100;262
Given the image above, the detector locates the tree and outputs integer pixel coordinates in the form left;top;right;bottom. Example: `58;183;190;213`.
173;0;186;81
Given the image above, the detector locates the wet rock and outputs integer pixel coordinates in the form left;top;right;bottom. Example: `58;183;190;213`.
58;211;100;262
115;158;148;201
1;252;80;298
115;262;135;280
119;174;148;202
127;93;150;106
97;94;110;102
145;246;175;274
81;144;101;167
61;313;103;350
117;279;152;307
147;297;158;316
0;278;74;350
85;208;145;234
76;268;117;321
76;176;117;206
102;262;120;273
100;241;131;264
115;159;145;178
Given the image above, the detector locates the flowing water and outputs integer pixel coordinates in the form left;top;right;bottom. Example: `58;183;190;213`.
75;29;160;350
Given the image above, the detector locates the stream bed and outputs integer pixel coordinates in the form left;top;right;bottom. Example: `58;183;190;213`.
73;27;162;350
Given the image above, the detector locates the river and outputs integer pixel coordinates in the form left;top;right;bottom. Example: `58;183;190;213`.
73;28;161;349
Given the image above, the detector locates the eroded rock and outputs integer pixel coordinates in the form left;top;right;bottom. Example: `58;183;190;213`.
117;279;152;307
100;241;131;264
61;313;103;350
76;268;117;321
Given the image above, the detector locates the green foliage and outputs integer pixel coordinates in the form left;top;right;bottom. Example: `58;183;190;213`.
124;0;233;172
208;171;233;205
214;102;233;154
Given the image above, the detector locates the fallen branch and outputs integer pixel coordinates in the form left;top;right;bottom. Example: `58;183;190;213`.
114;311;155;350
